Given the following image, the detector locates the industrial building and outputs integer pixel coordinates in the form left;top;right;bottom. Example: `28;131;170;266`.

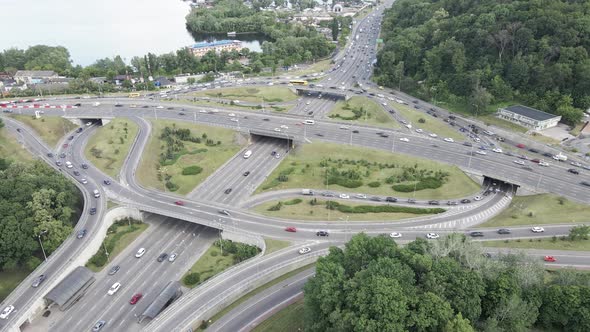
497;105;561;130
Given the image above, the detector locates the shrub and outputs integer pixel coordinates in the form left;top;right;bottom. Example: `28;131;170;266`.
268;202;283;211
284;198;302;205
165;181;179;191
418;118;426;123
368;181;381;187
182;165;203;175
184;273;201;286
392;177;443;192
324;201;444;215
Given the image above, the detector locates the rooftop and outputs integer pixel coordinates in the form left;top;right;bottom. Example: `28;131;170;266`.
191;40;240;49
502;105;560;121
14;70;57;77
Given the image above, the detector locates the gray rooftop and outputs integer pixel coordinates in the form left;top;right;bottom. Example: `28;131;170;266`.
503;105;560;121
14;70;57;77
45;266;94;309
140;281;182;320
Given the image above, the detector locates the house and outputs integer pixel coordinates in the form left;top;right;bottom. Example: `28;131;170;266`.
89;77;108;84
188;40;243;57
14;70;58;84
0;72;12;81
154;77;173;89
497;105;562;131
113;75;130;85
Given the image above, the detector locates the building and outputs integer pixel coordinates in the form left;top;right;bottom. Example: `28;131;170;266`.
497;105;562;130
174;74;204;84
14;70;58;84
188;40;242;57
45;266;95;311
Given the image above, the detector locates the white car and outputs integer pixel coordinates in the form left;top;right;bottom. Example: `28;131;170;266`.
339;193;350;199
156;106;164;109
0;305;15;319
228;113;236;117
135;248;146;258
513;160;525;165
107;282;121;295
399;138;409;142
168;253;178;262
531;227;545;233
571;161;582;167
474;196;483;201
339;125;350;130
492;148;503;153
355;193;367;199
443;138;454;142
80;178;88;185
389;232;402;238
426;233;440;239
280;125;288;129
539;161;549;167
230;118;238;122
475;150;487;155
429;133;438;138
415;129;423;133
199;110;207;113
382;102;387;106
405;124;412;129
274;128;281;132
298;247;311;255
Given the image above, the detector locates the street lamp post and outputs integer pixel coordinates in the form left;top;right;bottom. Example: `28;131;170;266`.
37;230;48;261
103;236;110;262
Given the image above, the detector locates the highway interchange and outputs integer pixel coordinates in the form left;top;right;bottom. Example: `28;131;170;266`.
1;1;590;331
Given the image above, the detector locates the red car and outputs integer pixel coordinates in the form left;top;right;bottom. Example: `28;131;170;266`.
129;293;143;305
516;143;526;149
531;159;540;163
62;143;69;148
174;201;185;206
544;255;556;262
285;227;297;232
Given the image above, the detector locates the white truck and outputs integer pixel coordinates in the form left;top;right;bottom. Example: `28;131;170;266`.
301;189;314;196
553;153;567;161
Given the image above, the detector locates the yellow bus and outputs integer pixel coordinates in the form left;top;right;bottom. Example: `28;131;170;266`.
128;92;140;98
289;80;308;86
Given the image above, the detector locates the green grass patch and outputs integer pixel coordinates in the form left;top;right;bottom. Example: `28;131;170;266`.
181;244;236;288
283;198;302;205
106;201;119;210
483;238;590;251
0;128;33;162
11;115;78;148
264;238;291;255
136;119;243;195
252;298;305;332
329;96;400;129
254;198;440;221
192;86;297;103
394;104;463;140
444;99;528;134
0;270;31;302
570;122;585;137
86;219;148;272
193;264;314;332
84;118;139;178
479;194;590;228
257;142;480;199
285;59;332;76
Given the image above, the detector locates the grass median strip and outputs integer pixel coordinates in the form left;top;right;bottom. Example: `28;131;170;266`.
329;96;400;129
252;298;305;332
264;238;292;255
479;194;590;228
0;128;33;162
393;104;463;140
84;118;138;178
11;115;77;148
191;86;298;103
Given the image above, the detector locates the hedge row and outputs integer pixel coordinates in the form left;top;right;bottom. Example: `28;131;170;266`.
392;177;443;192
214;239;260;263
326;201;445;215
182;165;203;175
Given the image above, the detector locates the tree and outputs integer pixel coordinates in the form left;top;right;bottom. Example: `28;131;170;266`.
569;225;590;241
470;85;492;116
331;18;339;41
443;313;475;332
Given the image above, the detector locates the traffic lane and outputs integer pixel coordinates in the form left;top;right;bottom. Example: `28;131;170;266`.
484;248;590;268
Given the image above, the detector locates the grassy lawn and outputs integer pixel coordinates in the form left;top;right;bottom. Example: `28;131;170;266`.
264;238;291;255
0;270;31;302
479;194;590;228
194;264;315;331
394;104;463;140
181;244;235;288
86;222;149;272
478;114;528;133
444;99;529;134
253;298;305;332
285;59;332;76
191;86;298;103
257;142;481;199
328;96;400;129
173;98;292;113
84;118;139;178
106;201;119;210
0;128;33;162
11;115;77;148
483;238;590;251
253;198;439;221
570;122;585;137
136;119;244;195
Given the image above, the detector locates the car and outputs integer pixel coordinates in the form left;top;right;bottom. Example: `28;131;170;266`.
339;125;350;130
280;125;288;129
492;148;503;153
475;150;487;155
263;118;270;121
339;193;350;199
385;196;397;202
168;253;178;262
142;105;149;108
228;113;236;117
274;128;281;132
108;265;120;275
62;143;69;148
544;255;556;262
529;148;539;153
316;230;329;237
275;153;281;159
156;105;164;109
531;158;541;163
355;193;367;199
460;199;471;204
426;233;440;239
219;209;231;216
80;178;88;184
130;293;143;305
429;133;438;138
428;200;440;205
224;188;232;194
73;170;80;176
571;161;582;167
107;282;121;295
103;179;111;185
31;275;46;288
47;153;54;158
285;226;297;232
59;153;66;158
89;207;97;215
543;152;553;158
539;161;549;167
55;161;63;167
446;201;458;206
115;104;123;107
298;247;311;255
135;248;146;258
68;135;74;141
389;232;402;238
157;253;168;262
497;228;511;234
531;227;545;233
568;168;580;175
77;229;87;239
81;163;89;169
443;138;454;142
513;160;525;165
179;112;185;115
407;198;417;204
0;305;14;319
415;128;423;133
370;196;382;202
352;130;359;134
243;171;250;176
399;137;409;142
469;231;484;237
92;320;106;331
474;196;483;201
175;200;185;206
581;181;590;187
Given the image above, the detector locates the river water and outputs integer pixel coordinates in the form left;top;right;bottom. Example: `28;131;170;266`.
1;0;264;66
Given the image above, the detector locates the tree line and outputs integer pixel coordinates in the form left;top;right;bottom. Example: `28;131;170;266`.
375;0;590;124
304;233;590;331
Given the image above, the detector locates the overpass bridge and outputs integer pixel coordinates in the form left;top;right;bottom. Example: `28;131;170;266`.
293;87;350;101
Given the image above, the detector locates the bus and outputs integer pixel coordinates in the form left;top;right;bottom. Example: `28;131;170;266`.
128;92;140;98
289;80;308;86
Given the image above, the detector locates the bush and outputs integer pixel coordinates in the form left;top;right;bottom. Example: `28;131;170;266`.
418;118;426;123
184;272;201;286
214;239;260;263
325;201;444;215
182;165;203;175
368;181;381;187
267;202;283;211
25;256;42;271
165;181;179;191
284;198;302;205
392;177;443;192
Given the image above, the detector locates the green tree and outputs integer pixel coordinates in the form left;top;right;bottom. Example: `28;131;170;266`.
331;18;339;41
569;225;590;241
443;313;475;332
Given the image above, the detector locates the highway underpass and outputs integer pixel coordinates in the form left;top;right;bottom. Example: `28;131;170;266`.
294;87;348;101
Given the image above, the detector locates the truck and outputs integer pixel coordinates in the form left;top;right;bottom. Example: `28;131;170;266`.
93;189;100;198
553;153;567;161
301;189;314;196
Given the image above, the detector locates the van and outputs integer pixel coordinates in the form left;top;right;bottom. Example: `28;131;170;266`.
243;150;252;159
93;189;100;198
304;120;315;125
301;189;314;195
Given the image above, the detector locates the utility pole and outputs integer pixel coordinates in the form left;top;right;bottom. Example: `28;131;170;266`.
37;230;48;261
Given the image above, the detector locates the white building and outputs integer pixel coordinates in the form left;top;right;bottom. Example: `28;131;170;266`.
497;105;561;130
